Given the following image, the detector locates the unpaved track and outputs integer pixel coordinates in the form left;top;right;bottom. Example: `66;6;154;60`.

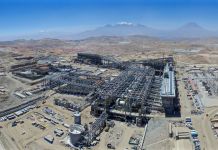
202;108;218;150
0;140;6;150
0;130;20;150
193;107;218;150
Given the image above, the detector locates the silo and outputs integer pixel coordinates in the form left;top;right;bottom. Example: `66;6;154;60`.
74;112;81;124
69;124;85;145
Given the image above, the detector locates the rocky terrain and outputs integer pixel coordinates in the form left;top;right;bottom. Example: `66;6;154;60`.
0;36;218;64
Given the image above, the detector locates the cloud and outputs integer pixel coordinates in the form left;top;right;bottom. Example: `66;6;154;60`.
39;30;49;33
117;21;134;26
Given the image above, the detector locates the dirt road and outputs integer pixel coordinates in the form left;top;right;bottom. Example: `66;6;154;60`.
193;107;218;150
0;140;6;150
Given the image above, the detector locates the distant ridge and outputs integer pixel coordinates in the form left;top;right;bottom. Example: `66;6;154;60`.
1;22;218;41
73;22;218;40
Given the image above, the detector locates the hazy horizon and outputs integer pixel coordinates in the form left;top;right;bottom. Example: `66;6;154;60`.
1;0;218;39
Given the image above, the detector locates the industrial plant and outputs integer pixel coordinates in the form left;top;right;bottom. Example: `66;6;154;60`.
35;53;178;148
0;51;181;149
2;50;218;150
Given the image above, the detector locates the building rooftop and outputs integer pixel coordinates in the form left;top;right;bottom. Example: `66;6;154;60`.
160;63;176;98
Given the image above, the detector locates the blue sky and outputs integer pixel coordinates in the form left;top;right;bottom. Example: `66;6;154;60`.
1;0;218;36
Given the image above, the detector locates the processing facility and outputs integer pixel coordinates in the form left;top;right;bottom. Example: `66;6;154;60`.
10;53;178;147
0;52;180;150
74;53;178;125
161;61;176;114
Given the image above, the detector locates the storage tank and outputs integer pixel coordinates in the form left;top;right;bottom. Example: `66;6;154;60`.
119;100;125;105
69;124;85;145
74;112;81;124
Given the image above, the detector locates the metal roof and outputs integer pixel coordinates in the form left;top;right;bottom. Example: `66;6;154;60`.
161;63;176;98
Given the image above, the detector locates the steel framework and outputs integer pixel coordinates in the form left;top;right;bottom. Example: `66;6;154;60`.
42;72;103;95
91;64;164;117
85;111;107;145
75;53;125;69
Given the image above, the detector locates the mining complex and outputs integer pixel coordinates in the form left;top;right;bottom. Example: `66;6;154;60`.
0;49;218;150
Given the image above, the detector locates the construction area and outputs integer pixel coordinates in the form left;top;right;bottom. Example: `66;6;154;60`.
0;50;218;150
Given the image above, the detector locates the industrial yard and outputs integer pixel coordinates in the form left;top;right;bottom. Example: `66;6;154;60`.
0;38;218;150
1;0;218;149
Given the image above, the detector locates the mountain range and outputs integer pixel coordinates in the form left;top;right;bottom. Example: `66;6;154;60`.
1;22;218;41
74;22;218;40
